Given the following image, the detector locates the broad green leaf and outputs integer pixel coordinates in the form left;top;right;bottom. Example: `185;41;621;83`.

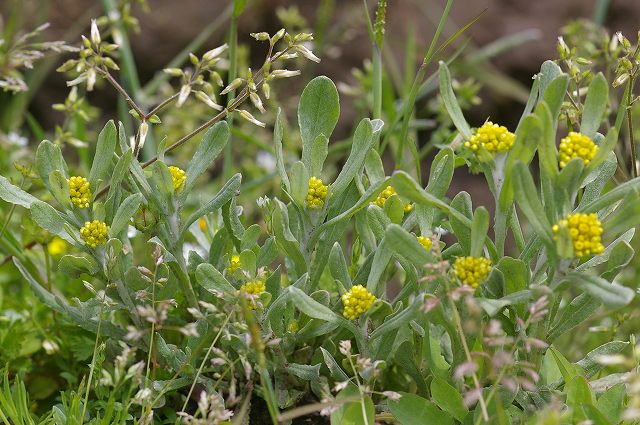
541;75;569;124
0;175;38;208
328;242;351;287
182;121;229;196
35;140;67;190
30;201;75;243
581;405;614;425
430;377;468;422
110;193;143;236
364;149;386;184
284;363;320;381
548;293;600;342
303;133;329;178
577;341;629;379
512;162;553;245
240;224;261;251
566;376;595;408
384;195;405;224
578;175;640;214
549;347;582;384
290;161;310;207
272;199;307;276
58;254;100;277
449;192;473;255
195;263;236;294
370;294;425;341
501;114;542;209
470;207;489;257
331;118;374;195
389;393;454;425
595;383;625;424
537;60;563;97
581;73;608;138
239;249;256;277
563;273;634;309
320;347;349;381
49;171;71;208
89;120;117;190
438;62;471;139
298;76;339;153
288;286;341;323
330;386;374;425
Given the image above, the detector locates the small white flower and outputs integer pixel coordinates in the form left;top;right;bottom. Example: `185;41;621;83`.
257;151;276;172
271;69;301;79
90;19;101;45
295;44;321;63
177;84;191;107
202;43;228;61
237;109;265;128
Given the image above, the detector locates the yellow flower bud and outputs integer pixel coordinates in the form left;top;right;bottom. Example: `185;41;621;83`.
553;213;604;257
168;166;186;190
306;176;328;209
47;237;69;256
417;235;432;251
454;256;492;288
227;255;241;274
464;121;515;155
239;279;266;309
67;176;91;208
341;285;376;320
80;220;109;248
558;132;598;168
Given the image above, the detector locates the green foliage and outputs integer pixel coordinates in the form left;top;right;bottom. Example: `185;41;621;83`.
0;2;639;425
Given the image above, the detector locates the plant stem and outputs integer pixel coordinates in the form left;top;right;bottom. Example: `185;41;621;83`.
627;75;638;178
80;290;107;424
180;312;232;413
347;353;371;425
446;285;489;422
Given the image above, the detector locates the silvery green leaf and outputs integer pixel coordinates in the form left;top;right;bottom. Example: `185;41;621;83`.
89;120;117;190
0;175;38;208
182;121;229;198
110;193;143;236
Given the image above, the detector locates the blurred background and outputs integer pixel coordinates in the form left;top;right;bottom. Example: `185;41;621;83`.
4;0;636;138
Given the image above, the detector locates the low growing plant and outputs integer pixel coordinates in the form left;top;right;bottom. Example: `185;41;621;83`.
1;2;640;425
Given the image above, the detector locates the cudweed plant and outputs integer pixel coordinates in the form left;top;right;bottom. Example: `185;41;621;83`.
1;3;640;425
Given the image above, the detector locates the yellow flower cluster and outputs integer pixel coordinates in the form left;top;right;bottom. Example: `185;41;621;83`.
80;220;109;248
341;285;376;320
552;213;604;257
227;255;241;274
558;132;598;168
168;166;186;190
306;176;328;208
454;256;492;288
464;121;515;155
239;279;266;309
373;186;413;212
417;235;432;251
68;176;91;208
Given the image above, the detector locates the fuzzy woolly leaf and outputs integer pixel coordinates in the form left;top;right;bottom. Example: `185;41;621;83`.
0;175;38;208
110;193;143;236
581;73;609;138
182;121;229;196
438;62;471;139
89;120;117;190
298;76;339;154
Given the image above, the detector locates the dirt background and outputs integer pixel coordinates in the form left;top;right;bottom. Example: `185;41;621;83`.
13;0;638;131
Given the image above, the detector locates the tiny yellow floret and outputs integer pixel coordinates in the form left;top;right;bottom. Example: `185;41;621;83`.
80;220;109;248
67;176;91;208
227;255;241;274
239;279;266;309
198;217;207;232
552;213;604;257
464;121;515;155
558;132;598;168
168;166;186;190
373;185;413;212
341;285;376;320
454;256;492;288
417;235;432;251
306;176;328;208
